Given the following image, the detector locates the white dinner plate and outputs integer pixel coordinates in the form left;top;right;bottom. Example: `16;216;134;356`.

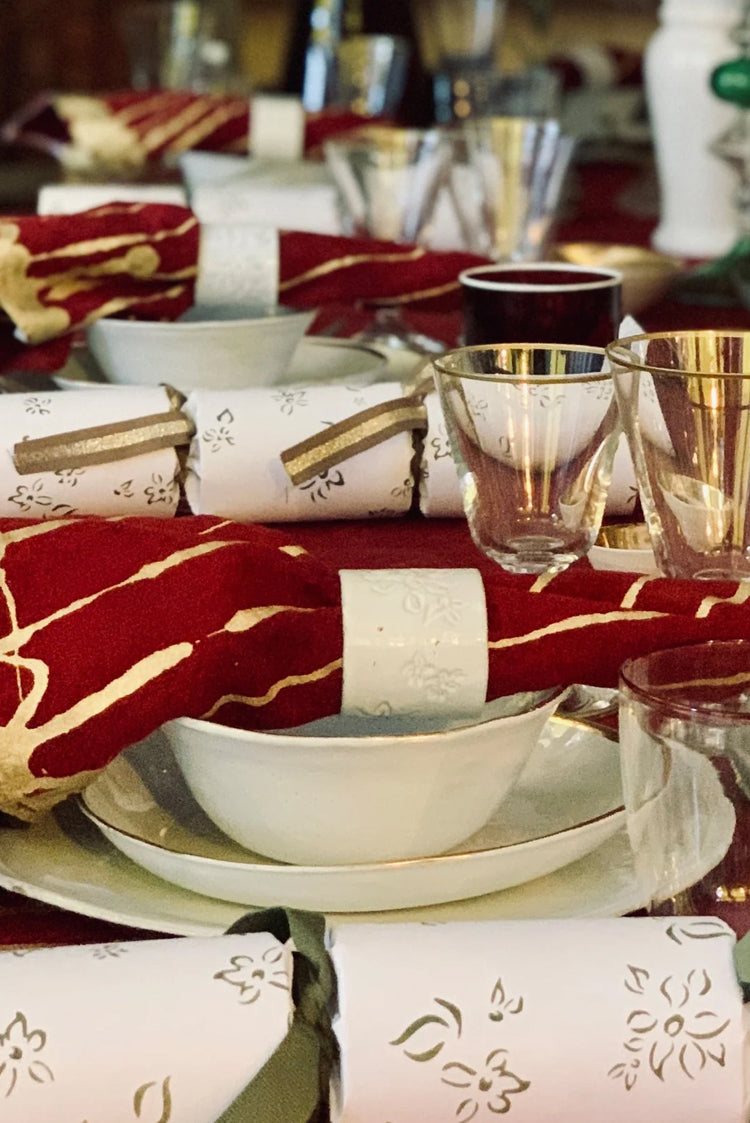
0;720;731;936
79;719;627;913
51;337;390;391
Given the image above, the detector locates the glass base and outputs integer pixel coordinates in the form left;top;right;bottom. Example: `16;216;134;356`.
486;537;580;575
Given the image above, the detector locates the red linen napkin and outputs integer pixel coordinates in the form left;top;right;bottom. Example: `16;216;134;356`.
4;512;750;821
1;90;377;169
0;203;485;371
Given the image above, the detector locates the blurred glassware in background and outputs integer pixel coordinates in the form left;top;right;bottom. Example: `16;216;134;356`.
431;0;506;72
299;0;430;122
301;0;345;112
324;125;450;351
433;64;561;124
119;0;249;95
324;125;451;242
120;0;202;90
332;34;411;116
444;117;575;260
188;0;250;94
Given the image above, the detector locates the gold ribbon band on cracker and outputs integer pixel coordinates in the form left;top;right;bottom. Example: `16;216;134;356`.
13;410;195;475
280;394;428;486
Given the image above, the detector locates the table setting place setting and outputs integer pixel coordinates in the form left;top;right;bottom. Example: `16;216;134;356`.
7;29;750;1117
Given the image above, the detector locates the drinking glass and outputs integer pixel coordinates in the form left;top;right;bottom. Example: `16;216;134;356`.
324;126;451;244
119;0;202;90
432;343;621;574
324;126;452;351
431;0;506;71
332;34;411;117
447;117;575;261
619;640;750;919
460;262;623;347
608;329;750;580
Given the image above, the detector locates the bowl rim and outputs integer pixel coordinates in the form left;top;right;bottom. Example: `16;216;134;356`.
163;688;565;751
86;305;314;333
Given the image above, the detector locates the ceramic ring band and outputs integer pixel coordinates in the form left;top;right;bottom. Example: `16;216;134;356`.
339;568;488;719
196;222;279;307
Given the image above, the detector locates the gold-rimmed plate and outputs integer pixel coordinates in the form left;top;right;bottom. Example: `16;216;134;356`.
78;718;627;913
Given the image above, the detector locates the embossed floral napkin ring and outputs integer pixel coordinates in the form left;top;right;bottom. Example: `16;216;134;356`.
339;568;489;719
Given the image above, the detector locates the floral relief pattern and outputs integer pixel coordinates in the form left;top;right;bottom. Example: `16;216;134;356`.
0;1011;54;1097
402;651;466;702
391;978;529;1120
214;944;290;1004
608;965;731;1090
359;569;467;628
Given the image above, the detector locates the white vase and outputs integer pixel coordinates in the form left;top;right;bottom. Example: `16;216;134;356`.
645;0;742;259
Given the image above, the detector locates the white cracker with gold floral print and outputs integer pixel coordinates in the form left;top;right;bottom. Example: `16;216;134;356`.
0;387;180;519
0;932;292;1121
184;382;414;522
329;917;746;1123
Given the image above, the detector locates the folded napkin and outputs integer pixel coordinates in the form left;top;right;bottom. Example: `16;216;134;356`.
0;203;484;373
1;90;374;175
329;916;747;1122
6;513;750;821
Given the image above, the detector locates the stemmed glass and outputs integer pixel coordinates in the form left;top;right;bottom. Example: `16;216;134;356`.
323;125;452;353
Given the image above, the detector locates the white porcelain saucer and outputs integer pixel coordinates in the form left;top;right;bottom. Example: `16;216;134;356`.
0;720;731;936
77;719;622;912
78;719;626;913
51;337;390;391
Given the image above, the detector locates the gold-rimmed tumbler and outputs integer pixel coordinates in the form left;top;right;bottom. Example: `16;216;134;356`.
608;330;750;580
432;343;621;575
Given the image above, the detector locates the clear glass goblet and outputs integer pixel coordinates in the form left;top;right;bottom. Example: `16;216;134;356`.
432;343;621;575
323;125;452;353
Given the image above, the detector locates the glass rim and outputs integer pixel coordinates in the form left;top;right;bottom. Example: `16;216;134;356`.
606;329;750;378
323;125;445;150
619;639;750;724
432;341;611;384
459;262;623;292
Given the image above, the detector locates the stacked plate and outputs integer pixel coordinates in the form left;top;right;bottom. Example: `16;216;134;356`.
0;713;731;935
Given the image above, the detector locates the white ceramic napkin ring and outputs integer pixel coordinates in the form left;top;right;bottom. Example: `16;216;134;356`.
196;222;279;307
339;568;488;719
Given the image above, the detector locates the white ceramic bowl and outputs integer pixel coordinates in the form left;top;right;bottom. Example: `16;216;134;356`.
161;690;563;867
85;303;316;392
